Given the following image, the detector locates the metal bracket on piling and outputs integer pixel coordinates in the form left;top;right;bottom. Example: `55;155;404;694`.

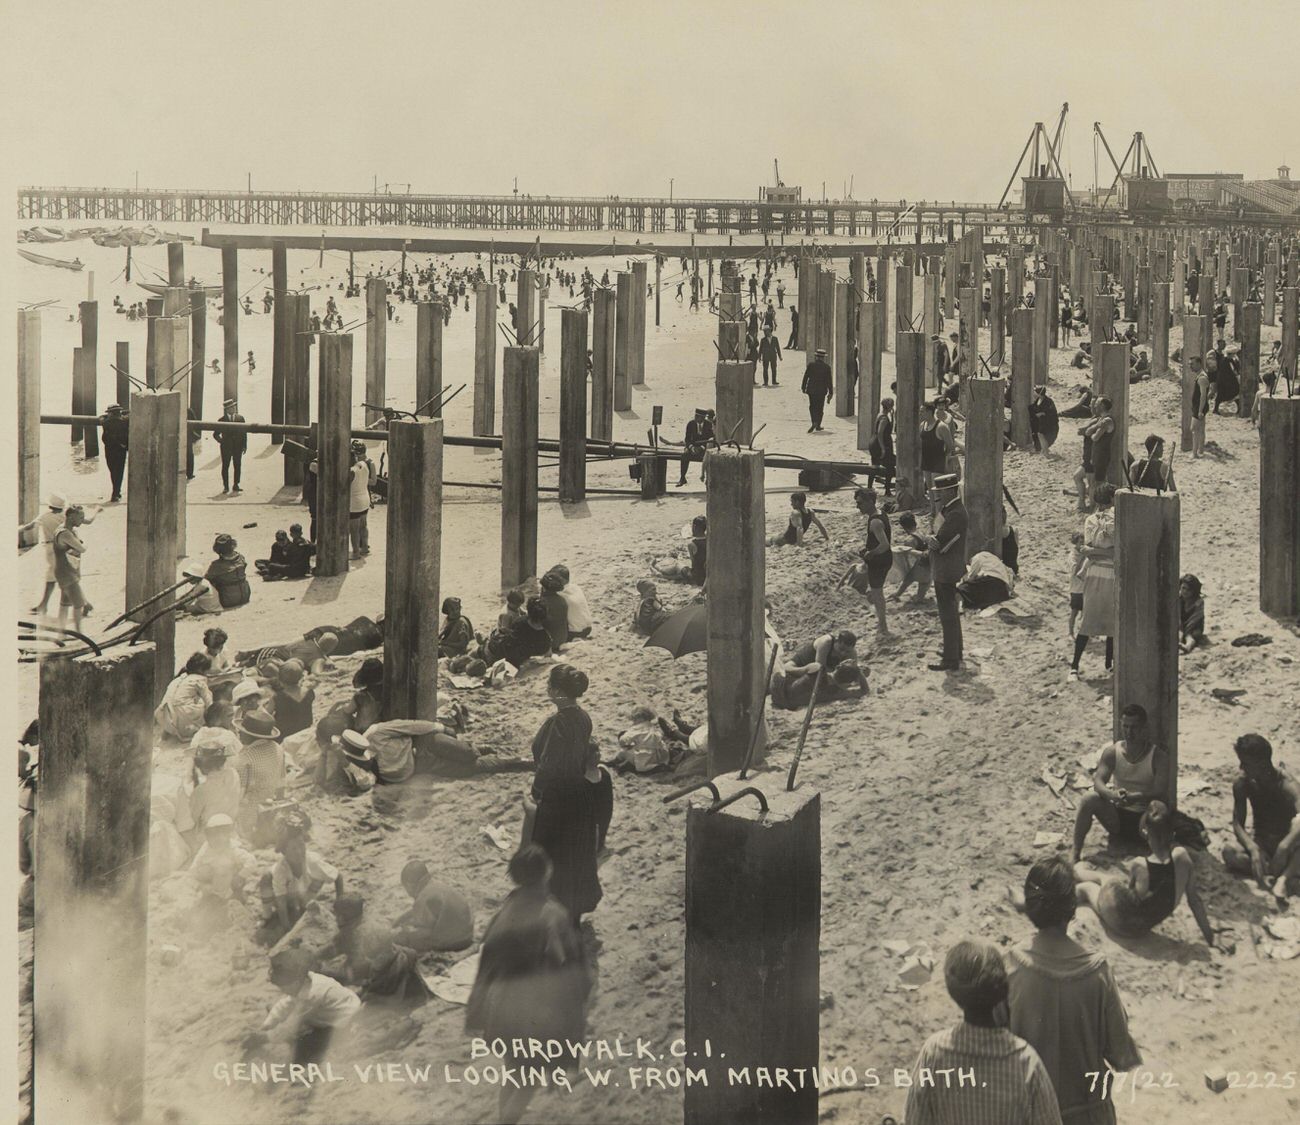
706;787;769;815
662;779;721;806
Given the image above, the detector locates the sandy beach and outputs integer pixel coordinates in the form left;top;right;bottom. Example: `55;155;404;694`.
14;222;1300;1125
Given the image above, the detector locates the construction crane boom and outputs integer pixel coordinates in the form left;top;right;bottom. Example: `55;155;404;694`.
773;158;783;188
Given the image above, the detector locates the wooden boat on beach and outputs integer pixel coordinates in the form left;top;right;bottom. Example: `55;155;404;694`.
17;247;84;271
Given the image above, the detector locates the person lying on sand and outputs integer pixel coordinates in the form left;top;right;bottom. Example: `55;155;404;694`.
770;659;867;711
768;491;829;547
1222;734;1300;901
1071;801;1219;948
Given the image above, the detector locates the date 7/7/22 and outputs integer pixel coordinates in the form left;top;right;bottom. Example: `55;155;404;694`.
1086;1070;1297;1102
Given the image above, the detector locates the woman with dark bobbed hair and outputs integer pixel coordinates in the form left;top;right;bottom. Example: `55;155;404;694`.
529;664;592;802
1005;855;1142;1125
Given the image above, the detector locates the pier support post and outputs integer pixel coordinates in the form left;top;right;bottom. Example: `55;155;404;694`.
684;776;820;1125
1263;257;1277;326
222;245;239;405
963;378;1005;558
271;243;288;442
630;260;647;385
35;645;154;1125
1114;491;1180;806
559;308;588;503
1260;398;1300;618
1152;282;1170;379
1240;302;1261;416
167;241;184;286
126;390;179;701
189;291;206;419
876;258;890;352
1137;263;1151;344
1032;277;1051;386
364;277;387;425
501;347;539;588
79;301;98;453
960;287;979;379
18;310;41;527
895;331;925;510
817;269;835;373
834;280;853;417
516;269;536;346
144;297;162;388
416;301;444;416
1181;315;1208;452
155;313;190;556
383;419;443;721
615;273;633;411
473;283;497;437
989;267;1006;368
1094;341;1130;487
1233;267;1249;341
796;256;810;349
1282;288;1298;390
283;293;311;488
591;288;616;443
116;341;130;407
923;274;942;388
715;361;755;445
705;448;765;777
1010;307;1033;450
316;334;352;578
857;300;882;451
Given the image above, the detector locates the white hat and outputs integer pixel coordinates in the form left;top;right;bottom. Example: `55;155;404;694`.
205;813;234;829
231;680;261;705
340;730;373;760
47;493;66;510
181;564;207;580
189;726;239;757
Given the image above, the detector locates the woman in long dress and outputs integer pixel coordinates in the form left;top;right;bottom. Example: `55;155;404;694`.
1070;483;1116;680
530;741;613;924
466;845;590;1125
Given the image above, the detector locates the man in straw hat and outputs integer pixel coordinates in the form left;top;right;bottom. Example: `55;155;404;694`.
233;707;286;839
923;473;968;672
22;494;99;615
217;396;247;494
801;347;833;432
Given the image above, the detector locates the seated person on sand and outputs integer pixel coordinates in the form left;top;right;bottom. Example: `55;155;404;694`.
1072;703;1170;863
189;812;255;930
1070;343;1092;369
156;653;215;741
285;525;316;578
633;579;672;635
393;860;475;952
1131;434;1176;491
475;596;554;669
1058;385;1094;418
186;728;243;851
1129;349;1150;383
545;565;593;640
315;719;377;797
255;530;293;580
770;657;868;711
314;894;432;1005
178;563;224;616
650;515;708;586
768;492;829;547
1222;734;1300;901
261;820;344;941
538;572;572;652
497;587;526;631
885;512;932;603
438;596;474;658
271;660;315;739
1178;574;1207;653
1072;800;1219;948
207;533;252;609
242;949;360;1066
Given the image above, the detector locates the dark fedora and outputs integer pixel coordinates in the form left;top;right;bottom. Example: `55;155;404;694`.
235;707;280;741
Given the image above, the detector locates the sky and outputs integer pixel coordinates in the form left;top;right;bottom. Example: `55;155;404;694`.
2;1;1299;204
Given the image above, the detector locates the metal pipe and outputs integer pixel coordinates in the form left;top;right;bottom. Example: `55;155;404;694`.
662;779;721;805
706;786;769;815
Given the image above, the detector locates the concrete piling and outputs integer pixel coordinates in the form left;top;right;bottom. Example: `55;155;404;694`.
501;347;540;588
316;334;353;578
559;307;589;503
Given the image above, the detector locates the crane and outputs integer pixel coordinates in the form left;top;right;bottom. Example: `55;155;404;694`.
773;159;784;188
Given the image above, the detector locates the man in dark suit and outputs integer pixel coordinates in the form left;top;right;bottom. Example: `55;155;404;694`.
925;473;968;671
758;326;783;386
801;347;833;432
217;397;247;493
676;409;714;487
99;403;129;502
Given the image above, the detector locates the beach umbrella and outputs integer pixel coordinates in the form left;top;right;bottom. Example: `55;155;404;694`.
643;602;708;659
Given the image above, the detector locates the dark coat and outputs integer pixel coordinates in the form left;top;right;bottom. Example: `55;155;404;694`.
801;359;833;399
